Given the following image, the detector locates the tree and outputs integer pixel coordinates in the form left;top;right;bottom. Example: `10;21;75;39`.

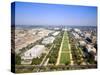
15;55;21;65
65;61;70;65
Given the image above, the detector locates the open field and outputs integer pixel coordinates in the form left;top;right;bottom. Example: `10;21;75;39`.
60;31;71;64
60;53;70;64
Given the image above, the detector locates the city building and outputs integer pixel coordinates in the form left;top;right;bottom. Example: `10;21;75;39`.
52;31;60;36
92;36;97;44
79;41;86;47
85;32;91;39
74;28;81;33
21;45;45;64
72;32;80;39
42;36;55;45
86;44;96;54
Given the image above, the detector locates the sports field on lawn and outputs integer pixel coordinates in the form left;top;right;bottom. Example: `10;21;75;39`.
60;31;71;64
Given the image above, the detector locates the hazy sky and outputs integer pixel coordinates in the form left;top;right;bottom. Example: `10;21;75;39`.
13;2;97;26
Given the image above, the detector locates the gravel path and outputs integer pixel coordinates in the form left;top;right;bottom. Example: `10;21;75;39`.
56;31;65;65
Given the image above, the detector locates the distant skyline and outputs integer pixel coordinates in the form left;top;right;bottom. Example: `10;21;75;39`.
12;2;97;26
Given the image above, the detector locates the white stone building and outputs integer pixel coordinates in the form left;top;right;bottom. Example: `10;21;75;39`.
21;45;45;64
52;31;60;36
42;36;55;45
86;44;96;54
79;41;86;46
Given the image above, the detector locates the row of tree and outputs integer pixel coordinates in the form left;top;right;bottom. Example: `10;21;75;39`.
15;64;97;73
31;53;46;65
47;31;64;65
68;32;83;65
